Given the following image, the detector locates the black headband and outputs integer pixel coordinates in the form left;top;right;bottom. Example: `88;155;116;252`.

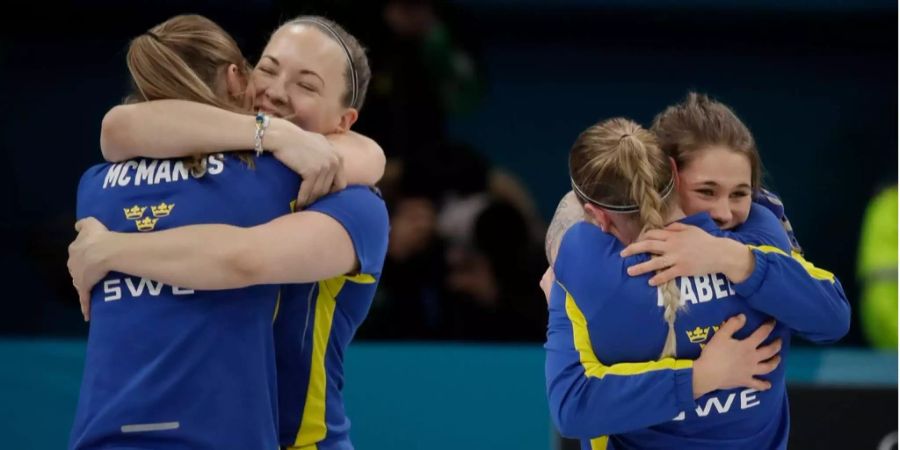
571;175;676;213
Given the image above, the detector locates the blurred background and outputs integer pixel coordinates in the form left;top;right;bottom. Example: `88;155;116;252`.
1;0;897;449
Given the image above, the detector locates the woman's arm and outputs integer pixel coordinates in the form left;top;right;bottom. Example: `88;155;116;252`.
101;100;385;194
326;131;385;186
101;100;259;159
74;211;356;291
68;187;389;320
622;208;851;343
545;224;779;439
546;281;779;438
545;191;583;265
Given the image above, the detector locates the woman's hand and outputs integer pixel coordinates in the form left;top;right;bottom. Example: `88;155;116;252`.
691;314;782;399
268;119;347;207
620;222;755;285
67;218;112;321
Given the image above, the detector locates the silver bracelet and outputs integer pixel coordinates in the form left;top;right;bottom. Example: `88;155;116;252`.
254;112;271;156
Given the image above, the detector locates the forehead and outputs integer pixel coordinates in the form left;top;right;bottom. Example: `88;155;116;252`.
681;145;752;186
262;24;346;75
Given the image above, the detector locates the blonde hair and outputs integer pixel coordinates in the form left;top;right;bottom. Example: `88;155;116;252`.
651;92;762;191
569;118;682;358
125;14;254;172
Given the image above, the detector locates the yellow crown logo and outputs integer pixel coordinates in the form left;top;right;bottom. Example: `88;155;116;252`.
124;205;147;220
151;202;175;217
686;326;710;344
135;217;159;232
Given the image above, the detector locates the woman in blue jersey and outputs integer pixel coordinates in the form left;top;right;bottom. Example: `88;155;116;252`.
97;18;385;214
544;103;848;448
67;14;378;449
621;93;848;342
544;94;848;342
69;15;390;450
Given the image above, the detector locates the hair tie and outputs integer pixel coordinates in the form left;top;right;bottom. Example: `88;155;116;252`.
145;31;163;42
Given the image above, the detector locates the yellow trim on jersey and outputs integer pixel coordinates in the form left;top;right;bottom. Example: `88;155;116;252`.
287;273;377;449
293;276;346;448
748;245;836;283
561;284;689;450
562;284;693;379
272;290;282;323
344;273;376;284
590;435;609;450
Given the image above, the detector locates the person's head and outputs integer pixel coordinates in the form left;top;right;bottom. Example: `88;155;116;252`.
569;117;682;358
651;92;762;230
126;14;253;112
252;16;371;134
570;118;677;244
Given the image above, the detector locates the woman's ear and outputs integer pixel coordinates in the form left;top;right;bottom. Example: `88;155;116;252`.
669;156;681;191
225;64;247;99
335;108;359;132
584;203;611;232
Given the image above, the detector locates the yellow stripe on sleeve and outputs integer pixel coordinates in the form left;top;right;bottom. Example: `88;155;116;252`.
748;245;836;283
562;284;693;379
559;283;690;449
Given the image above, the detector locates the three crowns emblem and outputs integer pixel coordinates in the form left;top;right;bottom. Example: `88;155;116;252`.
122;202;175;232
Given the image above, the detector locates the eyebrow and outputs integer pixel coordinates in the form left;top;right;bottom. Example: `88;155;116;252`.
260;55;325;86
697;180;752;190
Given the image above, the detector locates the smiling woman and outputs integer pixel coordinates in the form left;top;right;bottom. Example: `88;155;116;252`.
253;16;371;135
67;13;391;450
651;92;762;230
541;97;850;450
99;17;384;206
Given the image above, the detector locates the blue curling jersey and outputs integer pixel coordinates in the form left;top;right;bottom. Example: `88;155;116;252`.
546;204;849;450
70;153;299;449
273;186;389;450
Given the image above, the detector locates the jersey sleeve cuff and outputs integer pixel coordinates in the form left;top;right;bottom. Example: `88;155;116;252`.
674;366;696;412
733;249;768;298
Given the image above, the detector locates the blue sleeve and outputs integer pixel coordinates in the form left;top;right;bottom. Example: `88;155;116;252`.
725;204;850;343
733;247;851;343
305;185;389;276
76;165;104;221
76;171;89;220
545;226;695;438
722;203;792;251
753;188;803;254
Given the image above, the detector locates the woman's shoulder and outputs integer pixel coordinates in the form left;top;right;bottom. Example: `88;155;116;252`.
555;222;623;287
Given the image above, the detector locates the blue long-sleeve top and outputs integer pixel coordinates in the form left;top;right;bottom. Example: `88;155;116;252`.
545;204;850;450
